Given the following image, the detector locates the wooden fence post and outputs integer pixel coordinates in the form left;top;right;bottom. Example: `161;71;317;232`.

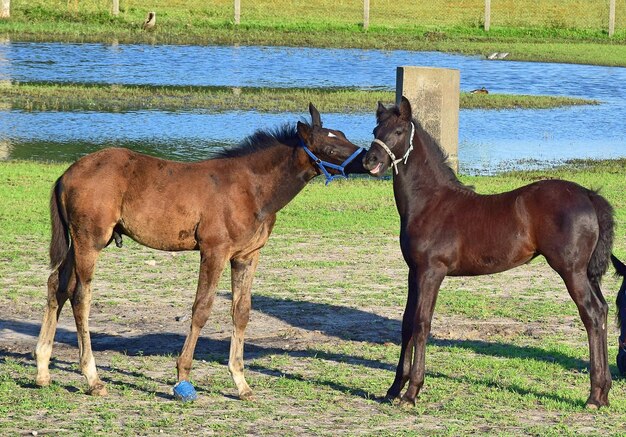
363;0;370;30
609;0;616;37
484;0;491;31
111;0;119;16
396;66;461;173
234;0;240;25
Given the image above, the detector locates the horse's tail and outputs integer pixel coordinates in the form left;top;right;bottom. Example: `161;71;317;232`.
49;177;70;270
587;190;615;284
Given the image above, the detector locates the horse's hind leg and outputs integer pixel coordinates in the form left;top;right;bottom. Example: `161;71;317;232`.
560;269;611;408
71;243;107;396
587;278;611;407
35;256;75;386
228;251;260;401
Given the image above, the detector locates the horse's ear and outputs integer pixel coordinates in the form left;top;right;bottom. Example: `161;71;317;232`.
297;121;312;144
376;101;387;120
309;103;322;128
399;96;412;121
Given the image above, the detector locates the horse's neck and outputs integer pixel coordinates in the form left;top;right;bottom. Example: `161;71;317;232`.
392;130;459;217
236;143;313;216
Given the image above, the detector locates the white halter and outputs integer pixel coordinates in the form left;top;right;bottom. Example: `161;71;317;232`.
371;122;415;174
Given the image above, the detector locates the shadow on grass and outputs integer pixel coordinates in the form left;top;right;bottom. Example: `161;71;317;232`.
0;292;612;408
0;292;599;372
1;346;585;408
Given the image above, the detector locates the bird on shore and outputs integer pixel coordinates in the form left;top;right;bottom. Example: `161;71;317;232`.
487;52;509;60
470;87;489;94
143;11;156;30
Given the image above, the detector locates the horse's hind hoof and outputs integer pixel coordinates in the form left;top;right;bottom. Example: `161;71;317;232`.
585;396;608;409
35;375;51;387
239;390;255;401
399;395;417;408
87;382;108;396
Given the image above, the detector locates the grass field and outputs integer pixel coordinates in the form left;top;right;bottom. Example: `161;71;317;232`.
0;82;597;113
1;159;625;435
2;0;626;66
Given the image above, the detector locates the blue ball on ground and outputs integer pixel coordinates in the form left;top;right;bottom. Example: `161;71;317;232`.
173;380;198;402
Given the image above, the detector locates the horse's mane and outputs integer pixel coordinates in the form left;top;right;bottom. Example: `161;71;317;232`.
414;124;467;189
379;104;465;188
404;114;472;191
210;122;302;159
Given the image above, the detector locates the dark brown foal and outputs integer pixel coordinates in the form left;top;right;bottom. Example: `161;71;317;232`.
362;97;623;408
34;104;366;400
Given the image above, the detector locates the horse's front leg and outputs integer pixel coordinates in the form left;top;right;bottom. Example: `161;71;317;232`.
228;251;260;400
175;247;228;396
399;264;446;406
386;267;418;401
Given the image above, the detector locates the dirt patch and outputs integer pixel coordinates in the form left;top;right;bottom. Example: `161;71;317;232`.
1;236;624;435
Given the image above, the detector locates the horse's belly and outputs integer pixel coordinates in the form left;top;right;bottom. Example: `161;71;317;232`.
449;250;535;276
121;217;199;251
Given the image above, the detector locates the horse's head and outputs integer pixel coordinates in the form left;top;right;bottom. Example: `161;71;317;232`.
363;96;415;177
297;103;366;184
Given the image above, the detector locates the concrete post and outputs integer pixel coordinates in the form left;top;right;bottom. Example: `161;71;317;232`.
484;0;491;31
396;66;460;172
609;0;615;37
234;0;240;25
1;0;10;18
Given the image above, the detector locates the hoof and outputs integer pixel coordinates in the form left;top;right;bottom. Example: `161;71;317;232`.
87;382;108;396
35;375;51;387
173;380;198;402
385;388;401;403
585;400;608;409
585;396;608;409
239;390;255;401
399;396;416;408
383;394;401;405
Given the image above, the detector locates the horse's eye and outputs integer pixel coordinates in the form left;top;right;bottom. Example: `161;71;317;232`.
395;129;403;136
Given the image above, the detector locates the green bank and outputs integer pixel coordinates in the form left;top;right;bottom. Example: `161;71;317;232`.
0;82;598;113
1;0;626;66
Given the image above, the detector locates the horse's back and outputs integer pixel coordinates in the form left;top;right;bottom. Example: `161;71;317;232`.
60;147;139;207
413;179;606;275
518;179;601;234
57;148;207;250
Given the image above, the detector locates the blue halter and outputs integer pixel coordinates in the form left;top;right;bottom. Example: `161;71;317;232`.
299;139;365;185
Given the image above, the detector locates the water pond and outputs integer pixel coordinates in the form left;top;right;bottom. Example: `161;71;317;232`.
1;42;625;174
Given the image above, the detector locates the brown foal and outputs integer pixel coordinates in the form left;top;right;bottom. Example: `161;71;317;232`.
34;104;366;400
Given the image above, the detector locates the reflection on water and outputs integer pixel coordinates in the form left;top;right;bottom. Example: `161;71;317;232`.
2;108;624;174
0;41;625;173
1;42;624;101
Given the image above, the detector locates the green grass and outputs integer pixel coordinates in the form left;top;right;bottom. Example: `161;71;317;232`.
0;82;598;113
1;159;626;435
2;0;626;66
